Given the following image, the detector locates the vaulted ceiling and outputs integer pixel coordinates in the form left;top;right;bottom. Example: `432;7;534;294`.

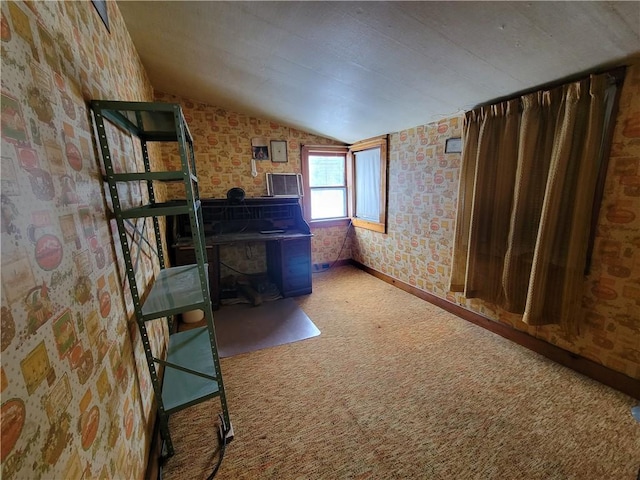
117;1;640;143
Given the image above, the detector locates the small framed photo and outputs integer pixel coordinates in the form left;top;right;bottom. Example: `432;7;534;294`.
251;138;269;160
252;146;269;160
445;137;462;154
270;140;288;163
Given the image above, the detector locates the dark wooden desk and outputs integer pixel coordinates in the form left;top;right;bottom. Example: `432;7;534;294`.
169;198;312;309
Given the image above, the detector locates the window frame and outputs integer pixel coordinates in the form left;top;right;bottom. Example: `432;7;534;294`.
348;136;388;233
301;135;388;233
301;145;350;227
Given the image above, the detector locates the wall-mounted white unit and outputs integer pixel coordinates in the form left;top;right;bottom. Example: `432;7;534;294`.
266;173;303;197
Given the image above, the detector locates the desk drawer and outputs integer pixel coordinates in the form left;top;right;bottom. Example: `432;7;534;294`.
265;237;312;297
284;261;310;278
284;254;309;268
283;273;311;291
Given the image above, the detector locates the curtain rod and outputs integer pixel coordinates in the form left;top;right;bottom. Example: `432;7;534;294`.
301;144;348;149
471;65;627;111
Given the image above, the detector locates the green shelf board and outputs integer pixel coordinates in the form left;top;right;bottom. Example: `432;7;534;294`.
162;327;220;413
119;199;200;219
92;99;179;112
110;171;187;182
141;264;208;320
91;100;193;143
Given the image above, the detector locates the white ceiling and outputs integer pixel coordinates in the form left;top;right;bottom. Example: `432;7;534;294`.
117;1;640;144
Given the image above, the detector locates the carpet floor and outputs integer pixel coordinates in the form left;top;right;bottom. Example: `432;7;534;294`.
161;265;639;480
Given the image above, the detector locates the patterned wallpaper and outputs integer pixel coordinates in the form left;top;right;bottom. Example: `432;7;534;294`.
353;64;640;380
2;6;635;480
310;224;353;267
1;1;163;478
156;92;352;271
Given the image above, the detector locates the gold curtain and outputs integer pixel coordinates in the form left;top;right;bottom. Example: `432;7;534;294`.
449;110;480;293
450;73;612;331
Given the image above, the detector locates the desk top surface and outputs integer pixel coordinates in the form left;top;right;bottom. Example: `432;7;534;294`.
174;230;312;248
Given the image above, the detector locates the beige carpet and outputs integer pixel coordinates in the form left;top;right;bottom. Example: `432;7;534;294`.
161;265;639;480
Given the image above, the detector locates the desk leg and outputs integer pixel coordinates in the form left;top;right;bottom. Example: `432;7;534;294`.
265;240;282;294
211;245;221;310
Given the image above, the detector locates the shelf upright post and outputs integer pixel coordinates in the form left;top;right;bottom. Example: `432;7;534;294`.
173;105;231;432
136;110;166;270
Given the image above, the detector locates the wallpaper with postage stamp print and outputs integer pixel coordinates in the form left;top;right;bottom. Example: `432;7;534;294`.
1;1;164;478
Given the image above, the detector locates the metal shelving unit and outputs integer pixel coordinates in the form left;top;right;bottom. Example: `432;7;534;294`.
90;100;232;459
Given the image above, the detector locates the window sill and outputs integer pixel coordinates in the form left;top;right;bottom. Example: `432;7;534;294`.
309;218;351;228
352;218;386;233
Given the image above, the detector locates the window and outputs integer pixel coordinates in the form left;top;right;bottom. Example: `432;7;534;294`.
301;136;388;232
308;151;348;219
350;137;387;233
354;148;381;222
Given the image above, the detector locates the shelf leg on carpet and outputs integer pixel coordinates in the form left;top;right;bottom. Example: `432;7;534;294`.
218;413;234;444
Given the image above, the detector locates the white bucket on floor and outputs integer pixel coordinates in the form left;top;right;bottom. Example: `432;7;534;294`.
183;309;204;323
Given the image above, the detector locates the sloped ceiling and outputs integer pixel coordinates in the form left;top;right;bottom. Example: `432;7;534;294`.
117;1;640;143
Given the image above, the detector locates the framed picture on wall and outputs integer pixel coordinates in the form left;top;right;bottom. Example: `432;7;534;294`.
445;137;462;153
270;140;288;163
251;138;269;160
